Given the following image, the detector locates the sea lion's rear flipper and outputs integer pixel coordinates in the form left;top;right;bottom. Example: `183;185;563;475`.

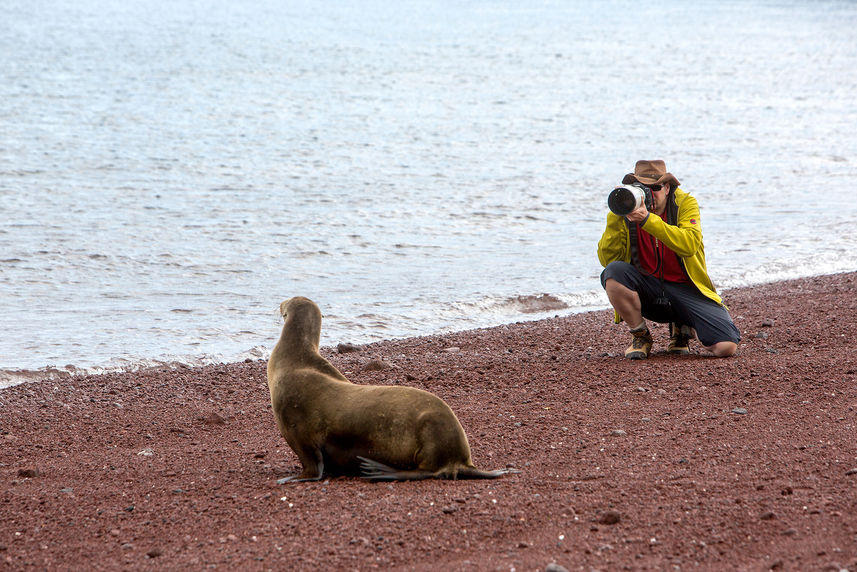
358;456;521;481
453;466;522;479
358;456;435;481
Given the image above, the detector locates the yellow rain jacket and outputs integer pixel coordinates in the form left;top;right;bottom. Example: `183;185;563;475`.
597;188;723;322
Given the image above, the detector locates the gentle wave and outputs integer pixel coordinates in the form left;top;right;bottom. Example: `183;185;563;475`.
2;262;855;390
0;346;270;390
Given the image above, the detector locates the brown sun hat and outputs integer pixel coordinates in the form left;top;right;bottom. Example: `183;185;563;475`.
621;160;680;189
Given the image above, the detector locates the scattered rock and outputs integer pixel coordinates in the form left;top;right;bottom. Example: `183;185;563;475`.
760;512;776;520
782;528;798;536
137;448;154;457
845;468;857;476
336;343;359;353
761;319;775;327
597;510;621;525
362;359;391;371
517;541;529;548
441;505;459;514
610;430;627;437
17;468;40;478
731;408;748;415
546;564;570;572
146;548;162;558
443;347;461;353
202;413;226;425
754;331;769;339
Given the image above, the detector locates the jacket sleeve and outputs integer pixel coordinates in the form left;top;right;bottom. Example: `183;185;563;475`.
597;211;629;267
640;193;703;258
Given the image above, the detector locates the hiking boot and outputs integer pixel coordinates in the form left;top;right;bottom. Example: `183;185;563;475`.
668;323;693;355
625;328;653;360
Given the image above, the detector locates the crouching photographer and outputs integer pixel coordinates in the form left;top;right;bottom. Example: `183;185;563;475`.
597;160;740;359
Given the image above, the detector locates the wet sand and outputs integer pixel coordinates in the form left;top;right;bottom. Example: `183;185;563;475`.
2;272;856;570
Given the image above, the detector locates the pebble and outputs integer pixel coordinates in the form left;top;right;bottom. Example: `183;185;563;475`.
203;413;226;425
754;331;769;339
845;468;857;476
610;430;627;437
760;512;776;520
597;510;621;525
546;565;569;572
731;408;748;415
336;343;359;353
443;347;461;353
146;548;162;558
17;468;40;478
441;505;459;514
362;359;391;371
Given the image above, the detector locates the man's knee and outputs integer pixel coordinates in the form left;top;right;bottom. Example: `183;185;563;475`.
604;277;635;299
600;261;635;288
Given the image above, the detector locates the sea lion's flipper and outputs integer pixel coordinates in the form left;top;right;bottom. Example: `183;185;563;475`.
452;467;522;479
276;453;324;484
358;456;435;481
276;474;324;484
358;457;520;481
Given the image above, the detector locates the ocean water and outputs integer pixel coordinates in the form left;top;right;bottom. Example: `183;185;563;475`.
2;1;856;386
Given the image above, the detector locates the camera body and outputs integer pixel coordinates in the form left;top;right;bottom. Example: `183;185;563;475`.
607;182;654;216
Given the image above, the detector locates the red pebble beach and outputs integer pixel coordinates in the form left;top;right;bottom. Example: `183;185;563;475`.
2;272;856;570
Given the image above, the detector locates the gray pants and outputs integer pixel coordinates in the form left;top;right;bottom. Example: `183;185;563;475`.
600;261;741;346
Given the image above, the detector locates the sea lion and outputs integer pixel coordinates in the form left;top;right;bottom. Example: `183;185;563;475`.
267;296;517;482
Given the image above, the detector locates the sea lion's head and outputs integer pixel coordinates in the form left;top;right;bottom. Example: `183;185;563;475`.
278;297;323;350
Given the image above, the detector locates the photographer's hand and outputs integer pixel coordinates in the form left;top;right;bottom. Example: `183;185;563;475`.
625;203;649;224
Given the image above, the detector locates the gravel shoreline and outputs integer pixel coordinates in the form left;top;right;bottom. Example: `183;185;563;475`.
2;272;856;570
